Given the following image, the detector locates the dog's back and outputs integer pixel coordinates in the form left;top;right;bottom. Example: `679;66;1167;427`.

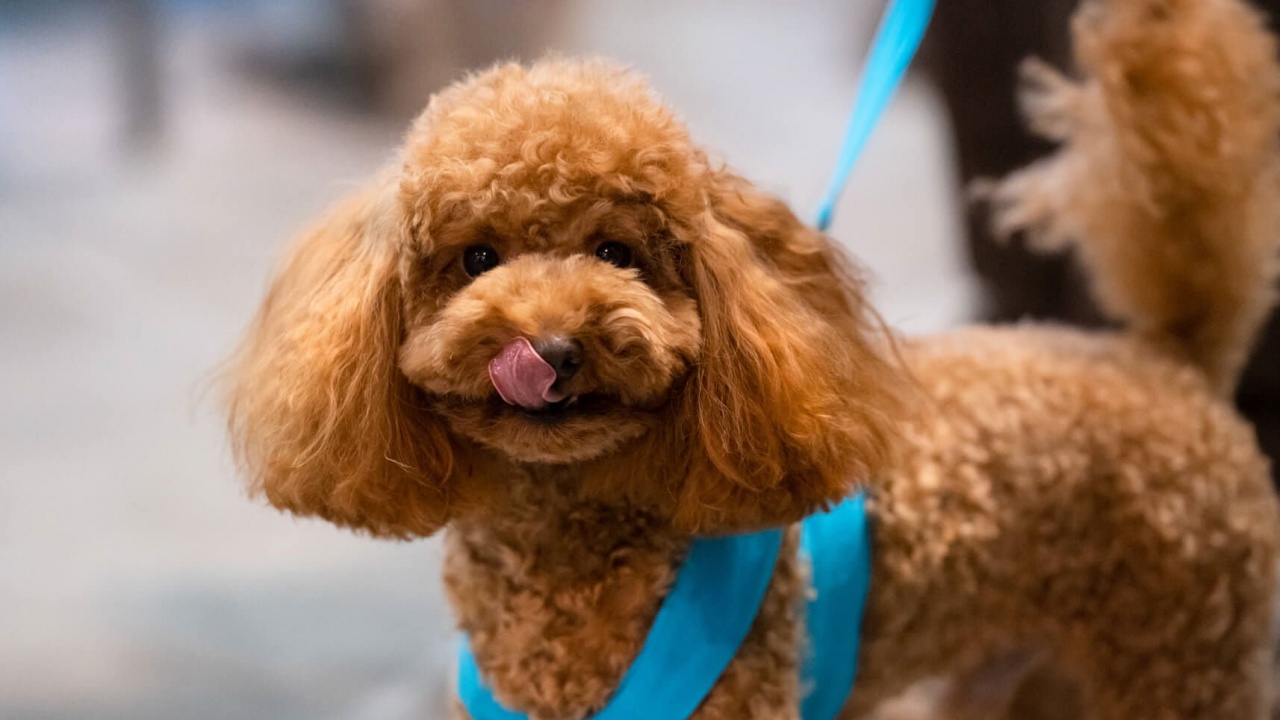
860;321;1279;719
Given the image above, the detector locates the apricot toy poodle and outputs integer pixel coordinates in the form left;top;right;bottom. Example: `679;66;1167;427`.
225;0;1280;717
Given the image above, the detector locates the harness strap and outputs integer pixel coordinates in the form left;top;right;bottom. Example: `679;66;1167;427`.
799;493;874;720
458;527;786;720
457;494;873;720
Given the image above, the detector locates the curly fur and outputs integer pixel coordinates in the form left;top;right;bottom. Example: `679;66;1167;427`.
225;1;1280;717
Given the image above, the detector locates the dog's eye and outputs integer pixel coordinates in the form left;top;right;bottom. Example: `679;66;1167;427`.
595;241;633;269
463;244;501;277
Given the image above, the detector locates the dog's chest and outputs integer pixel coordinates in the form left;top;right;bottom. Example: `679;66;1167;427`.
444;507;686;717
448;495;873;720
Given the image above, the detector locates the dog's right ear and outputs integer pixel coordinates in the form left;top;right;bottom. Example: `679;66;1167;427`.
662;171;905;533
225;181;457;538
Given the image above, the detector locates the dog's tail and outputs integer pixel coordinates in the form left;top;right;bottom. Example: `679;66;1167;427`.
982;0;1280;396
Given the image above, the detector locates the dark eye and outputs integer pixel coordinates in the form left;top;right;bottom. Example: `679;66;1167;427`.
463;244;501;277
595;241;633;269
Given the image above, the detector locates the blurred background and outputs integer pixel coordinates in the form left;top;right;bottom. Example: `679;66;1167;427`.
30;0;1280;718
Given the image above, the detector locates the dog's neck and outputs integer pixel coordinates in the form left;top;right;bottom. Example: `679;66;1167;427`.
442;463;689;718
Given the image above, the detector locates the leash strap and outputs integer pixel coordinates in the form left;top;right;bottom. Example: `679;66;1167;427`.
458;527;786;720
799;493;874;720
815;0;936;231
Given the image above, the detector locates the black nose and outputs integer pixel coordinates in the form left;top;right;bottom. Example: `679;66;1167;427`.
533;336;584;382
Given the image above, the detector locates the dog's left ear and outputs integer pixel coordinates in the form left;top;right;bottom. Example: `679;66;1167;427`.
671;171;904;532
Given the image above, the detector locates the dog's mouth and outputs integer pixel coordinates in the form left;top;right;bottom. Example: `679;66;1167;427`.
518;393;576;418
509;393;610;423
430;384;664;463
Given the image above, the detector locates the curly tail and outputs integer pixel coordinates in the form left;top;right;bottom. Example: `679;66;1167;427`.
983;0;1280;396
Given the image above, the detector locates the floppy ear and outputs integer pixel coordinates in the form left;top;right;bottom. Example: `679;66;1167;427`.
671;171;904;532
225;183;458;538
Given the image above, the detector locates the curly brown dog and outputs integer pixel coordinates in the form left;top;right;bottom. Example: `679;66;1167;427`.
225;0;1280;717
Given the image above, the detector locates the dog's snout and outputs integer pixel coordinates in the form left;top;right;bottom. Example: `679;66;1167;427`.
532;336;584;382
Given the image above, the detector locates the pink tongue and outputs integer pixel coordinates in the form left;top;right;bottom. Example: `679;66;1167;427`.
488;337;566;409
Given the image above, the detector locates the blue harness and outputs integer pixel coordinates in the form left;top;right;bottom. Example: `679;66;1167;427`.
458;494;872;720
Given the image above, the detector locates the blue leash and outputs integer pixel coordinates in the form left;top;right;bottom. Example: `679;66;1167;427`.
815;0;936;231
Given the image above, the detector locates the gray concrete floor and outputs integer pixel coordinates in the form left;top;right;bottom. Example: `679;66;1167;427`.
0;3;971;719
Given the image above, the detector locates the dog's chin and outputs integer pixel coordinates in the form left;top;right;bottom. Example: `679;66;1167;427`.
439;394;658;464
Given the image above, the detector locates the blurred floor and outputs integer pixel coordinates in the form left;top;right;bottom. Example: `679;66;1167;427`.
0;2;968;719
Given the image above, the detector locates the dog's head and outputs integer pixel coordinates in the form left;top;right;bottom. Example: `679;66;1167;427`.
226;58;902;537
